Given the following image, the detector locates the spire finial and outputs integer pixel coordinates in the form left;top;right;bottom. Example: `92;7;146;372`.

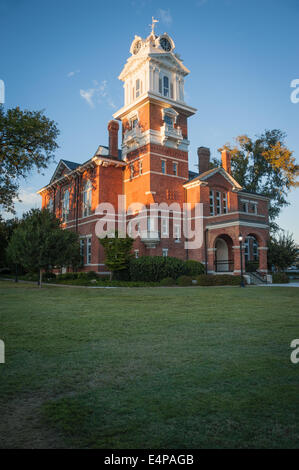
149;16;159;35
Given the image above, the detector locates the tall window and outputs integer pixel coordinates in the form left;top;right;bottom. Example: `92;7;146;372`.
163;76;169;97
139;160;143;176
216;191;221;215
209;190;215;215
134;250;139;259
174;224;181;242
159;75;170;97
83;180;92;217
130;164;134;179
244;237;249;263
162;248;168;257
223;193;228;214
173;162;178;176
253;239;259;261
161;217;168;236
62;190;69;222
86;237;92;265
80;238;85;265
135;79;141;98
161;160;166;174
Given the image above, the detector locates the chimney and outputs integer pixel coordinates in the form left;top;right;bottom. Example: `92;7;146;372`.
197;147;210;174
221;149;231;175
108;120;119;159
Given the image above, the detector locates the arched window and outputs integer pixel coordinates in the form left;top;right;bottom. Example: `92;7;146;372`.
83;180;92;217
62;190;69;222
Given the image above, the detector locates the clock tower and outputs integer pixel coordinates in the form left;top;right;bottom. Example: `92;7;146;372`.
113;23;197;209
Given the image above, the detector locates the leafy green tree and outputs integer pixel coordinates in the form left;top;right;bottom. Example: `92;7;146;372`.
267;231;298;272
99;232;134;280
214;130;298;229
0;105;59;213
6;209;80;287
0;216;19;268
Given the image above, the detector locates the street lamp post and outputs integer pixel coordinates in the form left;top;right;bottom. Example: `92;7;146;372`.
239;234;245;288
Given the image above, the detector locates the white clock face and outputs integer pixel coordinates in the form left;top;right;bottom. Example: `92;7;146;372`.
160;37;172;52
133;40;142;54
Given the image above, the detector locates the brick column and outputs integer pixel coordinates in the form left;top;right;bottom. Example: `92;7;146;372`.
258;247;268;273
233;245;245;275
207;248;216;273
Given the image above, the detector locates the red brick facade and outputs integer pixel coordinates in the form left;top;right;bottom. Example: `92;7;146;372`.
39;30;270;276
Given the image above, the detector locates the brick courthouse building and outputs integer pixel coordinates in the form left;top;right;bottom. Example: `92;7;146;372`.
39;25;269;276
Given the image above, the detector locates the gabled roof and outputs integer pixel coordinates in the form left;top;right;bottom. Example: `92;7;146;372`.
184;166;243;190
50;159;80;183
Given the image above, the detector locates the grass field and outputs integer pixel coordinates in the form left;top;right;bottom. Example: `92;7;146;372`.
0;280;299;449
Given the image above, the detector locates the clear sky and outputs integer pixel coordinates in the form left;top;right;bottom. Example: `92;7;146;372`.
1;0;298;240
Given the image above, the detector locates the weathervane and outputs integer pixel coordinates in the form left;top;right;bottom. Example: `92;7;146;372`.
149;16;159;35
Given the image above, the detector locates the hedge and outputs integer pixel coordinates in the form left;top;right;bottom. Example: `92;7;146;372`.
129;256;204;282
272;272;289;284
196;274;244;286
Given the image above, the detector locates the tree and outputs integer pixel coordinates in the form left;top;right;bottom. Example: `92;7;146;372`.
215;130;299;229
6;209;81;287
0;105;59;213
99;232;134;280
267;231;298;272
0;216;19;268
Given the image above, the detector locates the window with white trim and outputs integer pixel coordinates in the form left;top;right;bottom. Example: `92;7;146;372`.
223;193;228;214
130;164;134;179
173;162;178;176
162;248;168;257
83;180;92;217
62;190;70;222
216;191;221;215
159;74;173;98
135;79;141;98
139;160;143;175
174;224;181;242
209;190;215;215
86;237;92;265
134;250;139;259
80;238;85;265
161;159;166;174
161;217;169;236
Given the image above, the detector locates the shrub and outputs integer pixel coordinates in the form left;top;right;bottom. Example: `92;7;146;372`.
177;275;193;286
57;272;78;281
160;277;176;286
272;272;289;284
85;271;99;279
196;274;244;286
184;260;205;276
130;256;187;282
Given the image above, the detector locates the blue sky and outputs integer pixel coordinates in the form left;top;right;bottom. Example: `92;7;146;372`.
1;0;298;240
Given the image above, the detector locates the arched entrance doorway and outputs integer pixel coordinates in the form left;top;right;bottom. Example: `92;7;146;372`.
214;235;233;272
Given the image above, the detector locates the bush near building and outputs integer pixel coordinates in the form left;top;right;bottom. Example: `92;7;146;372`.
272;273;289;284
129;256;204;282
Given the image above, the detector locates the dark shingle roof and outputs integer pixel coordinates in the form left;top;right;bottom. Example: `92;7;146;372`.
61;159;80;170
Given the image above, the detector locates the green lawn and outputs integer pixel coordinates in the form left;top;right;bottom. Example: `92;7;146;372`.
0;280;299;449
